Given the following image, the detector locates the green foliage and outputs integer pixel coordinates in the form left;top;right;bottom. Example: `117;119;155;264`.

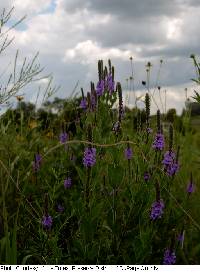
166;108;177;123
1;59;200;265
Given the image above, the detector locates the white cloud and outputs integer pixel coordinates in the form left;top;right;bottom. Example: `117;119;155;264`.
0;0;52;17
14;0;52;13
166;18;183;40
0;0;200;117
64;40;132;64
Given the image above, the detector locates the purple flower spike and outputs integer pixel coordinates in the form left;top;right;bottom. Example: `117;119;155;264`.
64;177;72;189
152;133;164;151
33;153;42;172
57;204;64;213
83;147;96;167
80;98;87;110
162;151;175;166
90;93;96;111
177;231;185;244
166;162;180;176
35;153;42;162
150;199;164;220
144;172;150;182
162;151;180;176
42;215;53;229
124;147;133;160
147;127;153;134
96;80;104;96
163;249;176;265
106;73;115;94
59;132;68;144
187;181;195;194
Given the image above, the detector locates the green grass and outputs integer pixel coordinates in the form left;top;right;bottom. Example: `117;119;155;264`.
0;66;200;265
0;106;199;264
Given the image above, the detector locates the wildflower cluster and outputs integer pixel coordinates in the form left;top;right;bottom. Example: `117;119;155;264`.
106;72;115;94
96;59;115;97
152;133;165;150
96;80;104;97
163;249;176;265
150;200;165;220
64;177;72;189
42;215;53;229
153;110;164;150
59;131;68;143
80;98;87;110
83;147;96;167
124;137;133;160
7;56;198;265
42;194;52;229
162;151;179;176
150;182;164;220
124;147;133;160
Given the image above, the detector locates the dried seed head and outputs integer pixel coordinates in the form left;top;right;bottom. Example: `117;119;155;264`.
146;61;152;68
142;81;146;86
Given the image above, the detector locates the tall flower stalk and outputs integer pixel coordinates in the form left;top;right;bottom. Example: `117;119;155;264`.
150;182;164;220
125;136;133;181
83;124;96;210
80;88;87;110
59;123;68;151
153;110;164;151
162;126;180;177
33;147;42;184
96;60;104;97
153;110;164;165
145;93;151;143
187;172;195;195
90;81;97;125
163;233;176;265
42;193;52;230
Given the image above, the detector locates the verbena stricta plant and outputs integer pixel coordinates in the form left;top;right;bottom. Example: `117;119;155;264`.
1;45;200;265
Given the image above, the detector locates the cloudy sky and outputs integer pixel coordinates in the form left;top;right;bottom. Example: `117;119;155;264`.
0;0;200;114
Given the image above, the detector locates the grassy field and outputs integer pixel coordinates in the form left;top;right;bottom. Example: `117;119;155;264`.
0;60;200;265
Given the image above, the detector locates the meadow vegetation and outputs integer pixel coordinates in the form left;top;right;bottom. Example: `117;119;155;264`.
0;8;200;265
